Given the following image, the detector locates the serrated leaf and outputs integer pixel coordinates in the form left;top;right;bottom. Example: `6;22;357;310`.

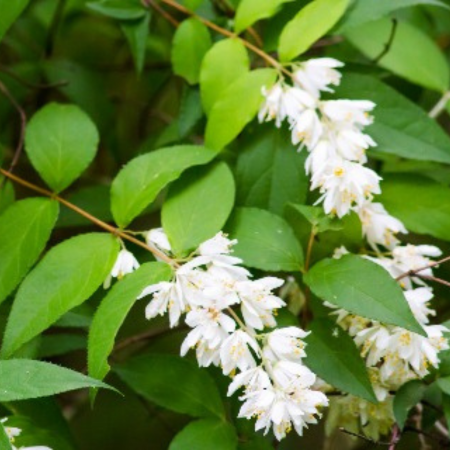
162;162;235;256
345;18;449;92
121;12;151;74
111;145;217;228
0;198;59;304
86;0;146;20
227;207;303;271
278;0;350;61
169;419;238;450
236;126;308;215
205;68;277;151
171;18;212;85
0;0;30;42
115;354;225;419
200;38;249;115
334;73;450;164
0;360;113;401
25;103;100;192
88;262;173;383
393;380;426;429
304;254;424;334
304;319;377;402
234;0;294;33
338;0;449;32
2;233;119;358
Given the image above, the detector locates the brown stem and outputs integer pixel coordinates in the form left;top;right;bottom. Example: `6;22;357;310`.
0;168;176;266
113;325;177;353
396;255;450;282
301;230;316;327
155;0;291;77
142;0;179;26
339;428;394;446
416;274;450;289
389;424;400;450
373;18;398;64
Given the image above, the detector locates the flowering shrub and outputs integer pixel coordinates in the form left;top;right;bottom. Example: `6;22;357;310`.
2;0;450;449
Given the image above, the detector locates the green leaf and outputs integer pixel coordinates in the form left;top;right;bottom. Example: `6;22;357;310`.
25;103;100;192
304;254;425;334
179;87;204;138
170;419;238;450
287;204;343;234
121;12;151;75
86;0;146;19
171;18;212;85
0;360;113;401
334;73;450;164
37;334;87;358
345;18;449;92
162;162;235;256
0;198;59;304
234;0;294;33
205;68;277;151
200;38;249;115
437;376;450;395
380;174;450;242
0;0;30;42
236;126;308;215
2;233;119;358
278;0;350;61
443;394;450;431
0;179;14;214
111;145;217;228
88;262;173;383
304;319;377;402
338;0;449;32
115;354;225;419
227;207;303;271
393;380;426;429
0;422;13;450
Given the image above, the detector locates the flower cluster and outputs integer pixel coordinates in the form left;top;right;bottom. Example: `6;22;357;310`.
259;58;449;438
139;231;328;440
2;419;52;450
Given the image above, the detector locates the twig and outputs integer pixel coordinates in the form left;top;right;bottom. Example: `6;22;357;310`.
339;427;394;446
373;18;398;64
301;230;316;327
429;91;450;119
0;65;68;90
416;274;450;289
113;326;175;353
0;168;177;267
389;424;400;450
142;0;179;26
396;255;450;282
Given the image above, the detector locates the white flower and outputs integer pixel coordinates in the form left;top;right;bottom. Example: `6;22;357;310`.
293;58;344;98
263;327;309;363
198;232;236;256
321;100;375;127
146;227;172;253
282;87;317;123
312;158;381;217
237;277;285;330
220;330;260;375
334;126;375;163
354;323;391;366
272;361;316;390
304;139;336;176
258;83;285;127
290;109;323;149
104;249;140;288
1;420;52;450
238;383;328;440
404;287;435;325
357;202;407;249
180;307;236;366
227;366;272;396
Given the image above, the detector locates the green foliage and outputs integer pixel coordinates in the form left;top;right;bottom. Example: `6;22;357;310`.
227;207;303;271
2;233;119;358
0;360;113;401
304;255;424;334
88;262;173;383
86;0;147;20
234;0;294;33
346;18;449;92
334;73;450;164
115;354;225;419
121;12;151;74
304;319;377;402
162;162;235;255
25;103;100;193
0;198;59;304
380;175;450;241
0;422;13;450
393;380;426;429
0;0;30;42
172;18;212;85
236;127;308;215
278;0;350;61
205;68;277;150
111;145;217;228
200;38;249;115
169;419;238;450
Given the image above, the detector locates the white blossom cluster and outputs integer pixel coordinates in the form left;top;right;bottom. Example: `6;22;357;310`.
2;419;52;450
259;58;449;437
137;230;328;441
